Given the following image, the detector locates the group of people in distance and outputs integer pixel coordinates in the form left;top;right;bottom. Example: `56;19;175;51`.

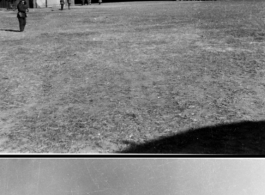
81;0;102;5
81;0;91;5
60;0;102;10
16;0;103;32
60;0;71;10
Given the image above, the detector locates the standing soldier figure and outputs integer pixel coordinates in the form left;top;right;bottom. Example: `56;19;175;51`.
98;0;102;5
7;0;11;10
17;0;29;32
67;0;71;9
60;0;64;10
88;0;91;5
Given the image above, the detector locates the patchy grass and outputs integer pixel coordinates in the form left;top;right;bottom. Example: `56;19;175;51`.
0;1;265;153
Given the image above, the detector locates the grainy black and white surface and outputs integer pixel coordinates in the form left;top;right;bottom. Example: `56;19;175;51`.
0;159;264;195
1;1;265;153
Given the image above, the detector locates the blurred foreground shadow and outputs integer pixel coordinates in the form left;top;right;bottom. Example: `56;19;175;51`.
0;29;20;32
120;121;265;154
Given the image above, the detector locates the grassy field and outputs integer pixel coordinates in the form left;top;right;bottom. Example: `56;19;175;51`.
0;1;265;153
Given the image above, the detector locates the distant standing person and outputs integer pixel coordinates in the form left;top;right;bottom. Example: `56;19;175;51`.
67;0;71;9
17;0;29;32
98;0;102;5
60;0;65;10
84;0;91;5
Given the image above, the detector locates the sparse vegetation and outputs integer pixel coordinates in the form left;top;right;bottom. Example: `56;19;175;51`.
0;1;265;153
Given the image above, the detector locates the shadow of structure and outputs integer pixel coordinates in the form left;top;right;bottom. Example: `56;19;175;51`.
120;121;265;154
0;29;20;32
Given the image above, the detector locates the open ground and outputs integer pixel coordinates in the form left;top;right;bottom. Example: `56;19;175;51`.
0;1;265;153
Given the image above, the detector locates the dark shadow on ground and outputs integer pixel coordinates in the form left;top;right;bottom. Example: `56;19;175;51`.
119;121;265;154
0;29;20;32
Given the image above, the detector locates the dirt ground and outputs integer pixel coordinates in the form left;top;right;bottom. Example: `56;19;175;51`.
0;1;265;153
